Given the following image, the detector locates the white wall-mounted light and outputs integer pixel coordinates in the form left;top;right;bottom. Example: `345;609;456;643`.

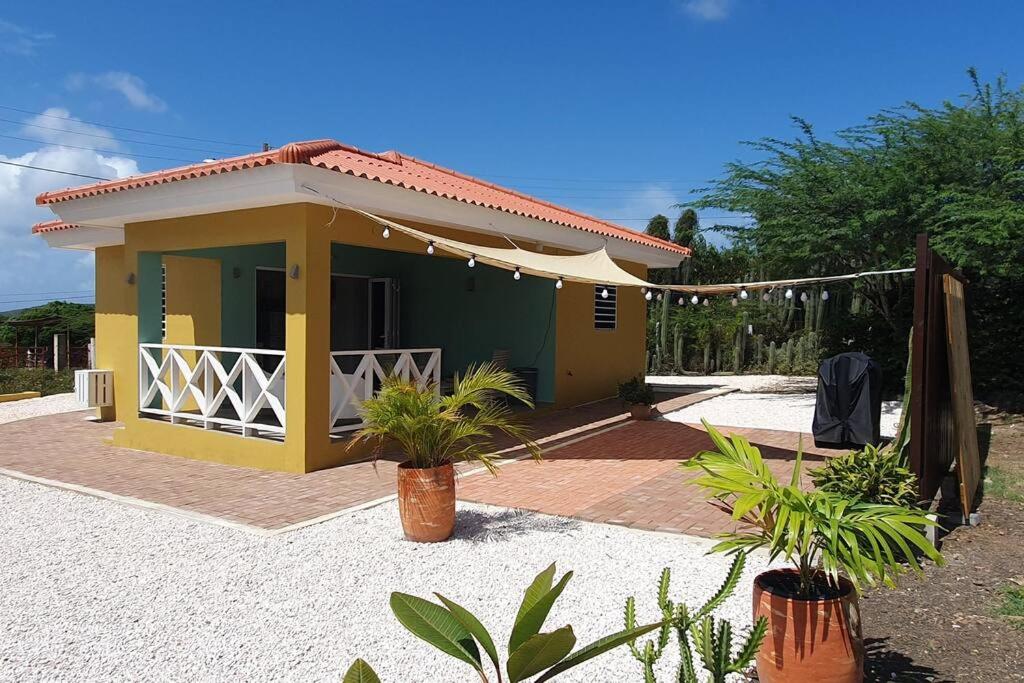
288;264;300;279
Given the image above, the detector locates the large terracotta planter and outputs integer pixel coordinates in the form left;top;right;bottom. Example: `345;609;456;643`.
628;403;653;420
397;462;456;542
753;569;864;683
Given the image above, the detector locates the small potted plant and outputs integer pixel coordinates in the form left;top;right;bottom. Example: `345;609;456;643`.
352;363;540;542
683;421;943;683
618;374;656;420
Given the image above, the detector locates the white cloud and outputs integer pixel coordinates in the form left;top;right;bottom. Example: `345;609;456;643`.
66;71;167;113
0;117;139;309
681;0;732;21
0;19;54;56
22;107;122;150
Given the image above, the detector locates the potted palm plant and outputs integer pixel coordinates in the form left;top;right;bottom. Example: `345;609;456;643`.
352;363;541;543
683;420;943;683
618;375;656;420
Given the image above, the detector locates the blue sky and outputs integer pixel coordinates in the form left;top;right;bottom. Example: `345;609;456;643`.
2;0;1023;309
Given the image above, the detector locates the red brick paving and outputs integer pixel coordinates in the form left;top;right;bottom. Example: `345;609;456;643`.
458;420;823;538
0;392;829;537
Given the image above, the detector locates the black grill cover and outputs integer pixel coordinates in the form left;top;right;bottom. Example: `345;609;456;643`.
812;352;882;448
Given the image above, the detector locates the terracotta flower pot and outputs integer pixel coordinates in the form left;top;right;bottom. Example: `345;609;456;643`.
753;568;864;683
397;462;456;543
628;403;652;420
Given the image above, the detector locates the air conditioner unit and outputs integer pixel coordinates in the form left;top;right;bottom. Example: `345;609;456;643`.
75;369;113;408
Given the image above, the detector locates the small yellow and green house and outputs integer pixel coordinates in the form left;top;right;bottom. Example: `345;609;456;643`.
34;139;689;473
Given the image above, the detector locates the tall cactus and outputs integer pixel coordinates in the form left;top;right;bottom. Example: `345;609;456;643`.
768;340;777;374
703;340;711;374
673;325;684;372
659;292;670;363
624;555;768;683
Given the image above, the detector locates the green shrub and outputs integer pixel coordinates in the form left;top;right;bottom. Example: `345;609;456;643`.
0;368;75;396
618;375;655;406
809;444;919;506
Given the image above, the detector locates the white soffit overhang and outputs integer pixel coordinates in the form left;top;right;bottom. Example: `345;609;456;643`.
39;164;686;268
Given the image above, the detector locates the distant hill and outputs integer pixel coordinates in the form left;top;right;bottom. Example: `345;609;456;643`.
0;302;95;346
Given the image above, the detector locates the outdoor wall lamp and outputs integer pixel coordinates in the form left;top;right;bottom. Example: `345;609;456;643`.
288;264;300;279
125;272;136;285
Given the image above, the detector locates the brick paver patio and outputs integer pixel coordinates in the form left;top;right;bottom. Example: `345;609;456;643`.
0;391;833;537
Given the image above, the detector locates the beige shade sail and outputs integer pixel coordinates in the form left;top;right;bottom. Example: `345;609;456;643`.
323;194;914;295
346;206;654;288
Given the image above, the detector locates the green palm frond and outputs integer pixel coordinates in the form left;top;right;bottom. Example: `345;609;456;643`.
349;362;541;471
684;421;944;597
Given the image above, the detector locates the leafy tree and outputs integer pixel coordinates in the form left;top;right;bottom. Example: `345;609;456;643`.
690;69;1024;394
0;302;95;347
644;214;671;241
672;208;700;248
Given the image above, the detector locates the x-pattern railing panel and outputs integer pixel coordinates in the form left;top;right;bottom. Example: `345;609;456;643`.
139;343;286;435
330;348;441;434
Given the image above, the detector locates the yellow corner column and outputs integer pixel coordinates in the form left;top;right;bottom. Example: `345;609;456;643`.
283;207;333;472
94;245;133;422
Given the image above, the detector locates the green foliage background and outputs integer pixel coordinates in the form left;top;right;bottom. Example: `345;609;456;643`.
0;301;95;347
647;70;1023;399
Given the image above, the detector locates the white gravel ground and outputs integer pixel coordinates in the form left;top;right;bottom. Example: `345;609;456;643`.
662;391;903;438
0;476;775;682
648;374;817;393
0;392;84;425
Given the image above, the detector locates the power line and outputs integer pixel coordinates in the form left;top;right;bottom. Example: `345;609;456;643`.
0;159;112;180
0;294;95;305
0;132;195;163
0;104;257;149
0;288;94;299
1;116;238;156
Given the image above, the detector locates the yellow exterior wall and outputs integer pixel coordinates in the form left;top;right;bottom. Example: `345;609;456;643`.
553;261;648;407
162;254;222;347
93;202;652;472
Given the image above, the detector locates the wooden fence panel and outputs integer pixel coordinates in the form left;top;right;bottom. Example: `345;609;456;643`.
943;275;981;518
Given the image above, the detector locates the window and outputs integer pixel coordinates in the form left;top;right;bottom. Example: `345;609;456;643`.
594;285;617;330
160;263;167;340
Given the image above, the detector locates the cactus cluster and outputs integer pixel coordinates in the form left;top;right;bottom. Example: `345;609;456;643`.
624;554;768;683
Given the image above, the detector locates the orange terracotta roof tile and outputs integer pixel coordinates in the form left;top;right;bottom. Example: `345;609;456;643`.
35;139;689;257
32;219;79;234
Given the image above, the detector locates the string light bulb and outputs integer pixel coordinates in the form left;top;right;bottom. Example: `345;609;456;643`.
731;295;739;307
468;255;476;268
821;290;830;301
513;267;521;281
800;291;809;303
656;291;663;301
702;298;710;306
555;277;563;290
762;290;771;302
678;296;685;305
601;287;610;299
382;226;390;239
426;241;435;255
645;290;653;301
785;288;793;300
691;294;699;305
740;288;749;300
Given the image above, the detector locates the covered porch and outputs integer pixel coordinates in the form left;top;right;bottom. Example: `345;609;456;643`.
107;204;559;472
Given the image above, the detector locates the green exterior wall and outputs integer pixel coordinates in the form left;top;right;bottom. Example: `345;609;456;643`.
140;241;555;404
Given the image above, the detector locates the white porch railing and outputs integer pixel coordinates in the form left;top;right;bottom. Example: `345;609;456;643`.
330;348;441;434
139;343;286;436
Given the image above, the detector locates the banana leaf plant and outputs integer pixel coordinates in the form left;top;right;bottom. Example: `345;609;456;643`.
344;563;666;682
